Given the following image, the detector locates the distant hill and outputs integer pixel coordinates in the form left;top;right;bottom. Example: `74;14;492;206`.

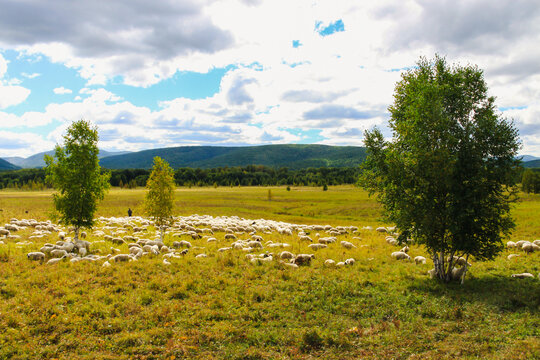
523;159;540;168
99;145;368;169
519;155;540;162
2;149;130;168
0;158;20;171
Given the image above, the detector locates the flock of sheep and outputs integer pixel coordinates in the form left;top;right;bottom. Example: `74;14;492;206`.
0;215;538;280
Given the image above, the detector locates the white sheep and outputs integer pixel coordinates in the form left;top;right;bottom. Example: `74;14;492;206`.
110;254;131;262
102;261;111;267
47;256;66;265
511;273;534;279
507;254;520;260
451;266;467;281
279;251;295;260
324;259;336;266
299;235;313;242
195;254;207;259
376;227;387;233
163;258;171;266
414;256;427;264
340;241;356;249
522;243;534;254
506;241;516;248
308;243;327;251
280;261;298;269
344;258;355;266
391;251;411;261
27;252;46;261
533;240;540;246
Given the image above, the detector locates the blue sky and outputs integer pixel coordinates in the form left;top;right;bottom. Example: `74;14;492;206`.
0;0;539;158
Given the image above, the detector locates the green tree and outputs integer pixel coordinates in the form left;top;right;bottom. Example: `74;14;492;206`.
144;157;175;241
360;56;521;283
45;120;110;243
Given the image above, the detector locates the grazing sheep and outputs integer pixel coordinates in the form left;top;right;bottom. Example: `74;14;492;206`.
110;254;131;262
324;259;336;266
533;240;540;246
400;246;409;253
511;273;534;279
340;241;356;249
532;244;540;252
376;227;387;233
336;262;345;267
344;258;355;266
173;240;192;248
218;247;232;252
414;256;427;264
308;243;327;250
224;234;237;241
163;258;171;266
207;237;217;243
515;240;528;247
428;268;437;279
47;256;66;265
451;266;467;281
180;249;189;256
247;241;263;249
506;241;516;248
318;237;336;244
299;235;313;242
102;261;111;267
27;252;46;261
251;256;273;264
279;251;295;260
50;249;68;258
522;243;534;254
294;254;315;266
507;254;520;260
391;251;411;261
195;254;207;259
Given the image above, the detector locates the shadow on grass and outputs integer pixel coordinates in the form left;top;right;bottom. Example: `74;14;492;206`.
407;275;540;313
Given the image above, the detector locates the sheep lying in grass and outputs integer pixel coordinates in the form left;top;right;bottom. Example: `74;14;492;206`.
511;273;534;279
507;254;520;260
391;251;411;261
324;259;336;266
414;256;426;264
507;241;516;248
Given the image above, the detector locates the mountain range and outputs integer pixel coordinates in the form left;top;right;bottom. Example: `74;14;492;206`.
1;145;539;170
2;149;130;169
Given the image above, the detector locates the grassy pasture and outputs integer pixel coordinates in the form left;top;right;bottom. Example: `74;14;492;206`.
0;186;539;359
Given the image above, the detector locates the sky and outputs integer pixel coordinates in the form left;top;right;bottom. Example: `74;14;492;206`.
0;0;539;158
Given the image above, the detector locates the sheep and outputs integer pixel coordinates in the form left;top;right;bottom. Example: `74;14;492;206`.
533;240;540;246
102;261;111;267
318;237;336;244
522;243;534;254
251;256;273;264
0;228;10;236
324;259;336;266
511;273;534;279
414;256;427;264
391;251;411;261
47;256;66;265
224;234;237;241
163;258;171;266
294;254;314;266
336;262;345;267
340;241;356;249
50;249;68;258
217;247;232;252
279;251;295;260
280;262;298;269
506;241;516;248
247;241;263;249
507;254;520;260
27;252;46;261
400;246;409;253
195;254;207;259
344;258;355;266
110;254;131;262
532;244;540;252
427;268;437;278
299;235;313;242
376;227;387;233
172;240;192;249
207;237;217;243
308;243;327;251
515;240;528;247
451;266;467;281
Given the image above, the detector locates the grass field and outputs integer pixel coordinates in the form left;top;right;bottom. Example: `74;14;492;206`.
0;186;539;359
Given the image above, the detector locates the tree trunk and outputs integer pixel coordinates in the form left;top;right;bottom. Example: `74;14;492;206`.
460;254;470;285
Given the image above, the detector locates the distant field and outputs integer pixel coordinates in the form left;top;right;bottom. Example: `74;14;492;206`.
0;186;538;359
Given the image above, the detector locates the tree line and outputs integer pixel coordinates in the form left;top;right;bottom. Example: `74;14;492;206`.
0;165;362;189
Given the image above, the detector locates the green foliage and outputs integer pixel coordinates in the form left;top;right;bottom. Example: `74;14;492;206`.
323;184;328;191
522;169;540;193
99;144;368;169
360;55;521;282
144;157;175;239
44;120;110;237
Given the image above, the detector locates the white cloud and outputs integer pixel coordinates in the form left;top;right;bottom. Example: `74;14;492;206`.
21;72;40;79
53;86;72;95
0;54;31;109
0;131;53;158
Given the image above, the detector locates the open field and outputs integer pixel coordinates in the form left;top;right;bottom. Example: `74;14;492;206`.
0;186;539;359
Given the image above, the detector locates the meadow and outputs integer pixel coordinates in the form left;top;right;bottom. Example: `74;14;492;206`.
0;186;538;359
